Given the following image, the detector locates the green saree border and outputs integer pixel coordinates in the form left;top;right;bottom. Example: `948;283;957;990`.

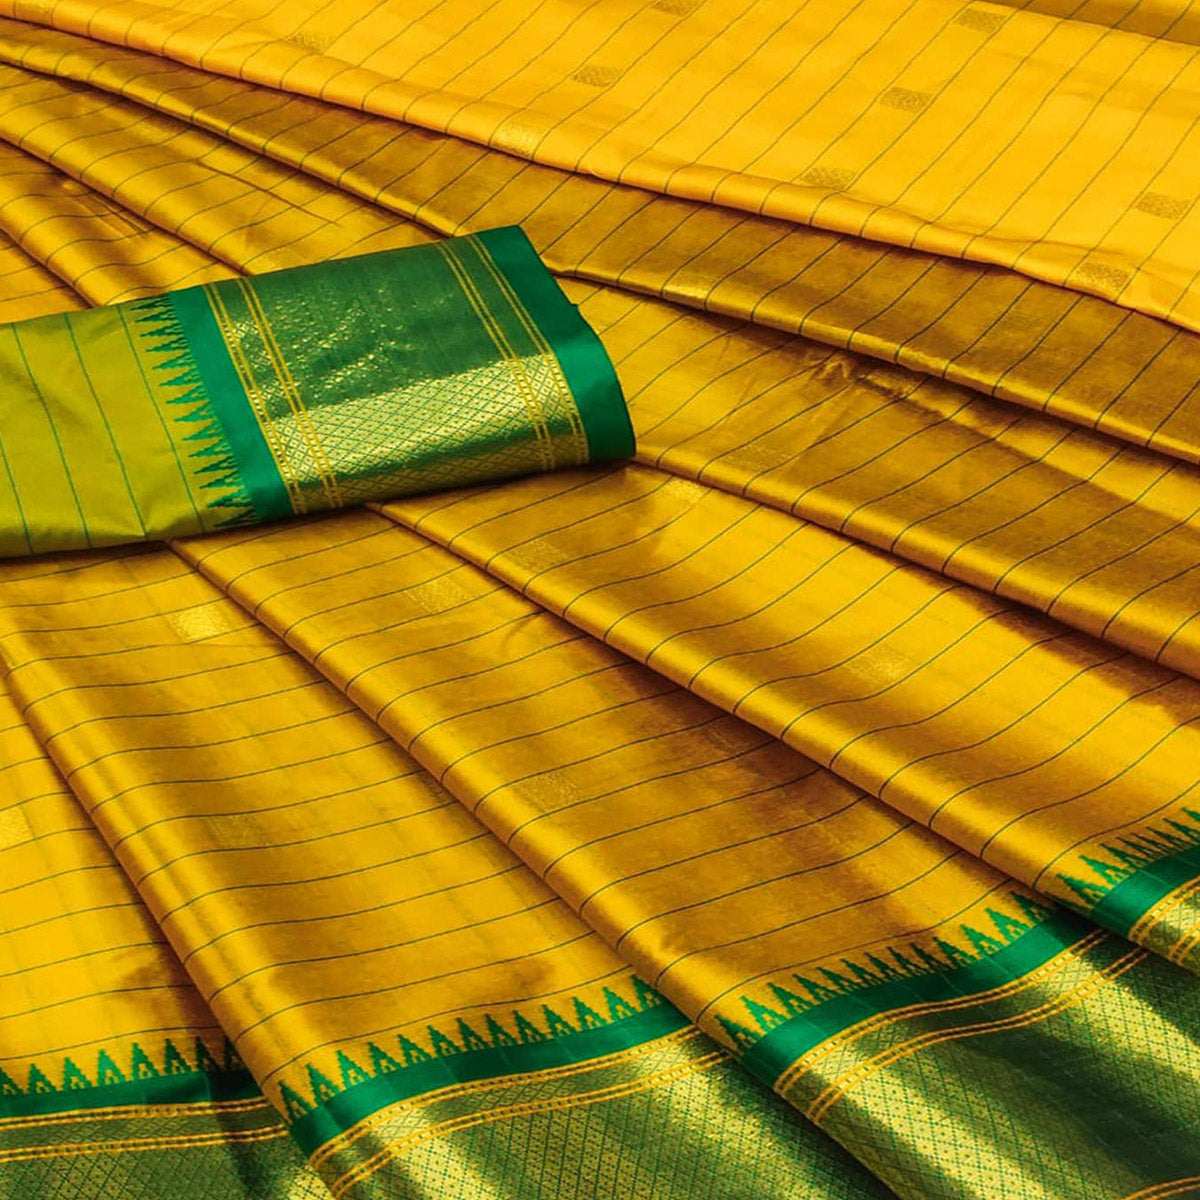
1089;839;1200;935
164;286;293;523
1049;806;1200;942
289;1005;687;1156
0;1036;258;1120
287;981;687;1155
0;1068;261;1120
280;900;1077;1157
478;226;635;462
129;228;628;543
739;907;1083;1087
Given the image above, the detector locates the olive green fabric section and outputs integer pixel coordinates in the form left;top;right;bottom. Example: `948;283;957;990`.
0;1097;331;1200
787;933;1200;1200
0;227;629;555
0;307;197;555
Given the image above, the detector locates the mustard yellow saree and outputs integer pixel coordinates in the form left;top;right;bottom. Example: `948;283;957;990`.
2;4;1200;1199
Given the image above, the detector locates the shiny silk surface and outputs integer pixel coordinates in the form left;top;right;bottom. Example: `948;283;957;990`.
1;6;1200;1200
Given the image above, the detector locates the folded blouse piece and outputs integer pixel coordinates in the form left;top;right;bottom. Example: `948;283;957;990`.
0;225;631;554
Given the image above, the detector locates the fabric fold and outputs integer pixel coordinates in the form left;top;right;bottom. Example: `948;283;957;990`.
166;507;1200;1200
4;34;1196;473
8;0;1200;335
0;545;892;1200
0;227;632;555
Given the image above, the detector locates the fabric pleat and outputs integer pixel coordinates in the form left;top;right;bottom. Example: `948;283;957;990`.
10;0;1200;331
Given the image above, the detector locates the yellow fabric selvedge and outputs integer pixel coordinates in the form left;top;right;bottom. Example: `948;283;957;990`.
7;0;1200;334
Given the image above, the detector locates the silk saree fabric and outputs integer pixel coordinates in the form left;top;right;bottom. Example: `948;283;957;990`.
2;4;1200;1200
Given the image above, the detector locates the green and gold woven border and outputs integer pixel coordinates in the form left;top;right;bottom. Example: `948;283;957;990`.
0;227;632;555
152;227;631;525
